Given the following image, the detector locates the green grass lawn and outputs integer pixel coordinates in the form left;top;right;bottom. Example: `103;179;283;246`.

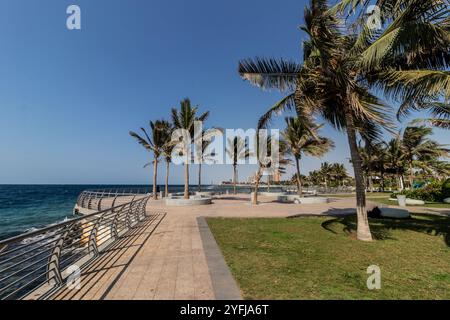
367;197;450;208
207;214;450;300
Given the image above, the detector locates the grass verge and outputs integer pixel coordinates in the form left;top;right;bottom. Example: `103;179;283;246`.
207;214;450;299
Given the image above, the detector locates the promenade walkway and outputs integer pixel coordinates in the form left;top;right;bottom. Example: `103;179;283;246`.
49;195;449;300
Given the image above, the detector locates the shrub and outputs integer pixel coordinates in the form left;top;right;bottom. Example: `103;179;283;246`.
392;181;445;203
442;179;450;199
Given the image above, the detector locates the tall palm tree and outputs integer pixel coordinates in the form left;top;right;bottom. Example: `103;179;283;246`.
130;120;167;199
239;0;398;241
240;0;450;240
226;137;251;194
171;98;209;199
282;117;334;196
159;120;174;197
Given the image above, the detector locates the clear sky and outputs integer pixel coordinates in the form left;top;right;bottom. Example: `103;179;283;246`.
0;0;448;185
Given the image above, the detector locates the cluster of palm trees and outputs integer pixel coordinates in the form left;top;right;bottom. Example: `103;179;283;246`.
238;0;450;241
359;126;449;192
301;162;351;189
130;98;209;200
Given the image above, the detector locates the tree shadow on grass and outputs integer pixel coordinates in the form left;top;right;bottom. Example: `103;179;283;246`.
321;211;450;247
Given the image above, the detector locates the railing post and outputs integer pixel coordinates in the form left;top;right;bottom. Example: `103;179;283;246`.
110;206;122;240
88;213;106;258
47;223;74;287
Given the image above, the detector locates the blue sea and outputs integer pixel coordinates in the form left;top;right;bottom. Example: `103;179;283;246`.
0;185;185;240
0;184;281;240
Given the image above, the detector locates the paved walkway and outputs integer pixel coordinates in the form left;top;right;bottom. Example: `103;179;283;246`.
49;194;449;300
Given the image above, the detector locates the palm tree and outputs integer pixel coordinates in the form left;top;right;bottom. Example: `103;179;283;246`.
130;120;167;199
385;136;407;191
171;98;209;199
197;132;217;192
252;135;290;205
159;121;174;197
240;0;450;240
331;0;450;125
307;170;322;186
401;126;448;188
239;0;399;241
226;137;251;194
331;163;349;188
282;117;334;196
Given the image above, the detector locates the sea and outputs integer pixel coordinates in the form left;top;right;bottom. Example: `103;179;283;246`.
0;184;271;240
0;184;187;240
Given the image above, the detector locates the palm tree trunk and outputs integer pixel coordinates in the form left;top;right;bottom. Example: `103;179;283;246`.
233;164;237;195
345;113;372;242
398;174;405;191
409;162;414;189
165;160;170;197
253;170;261;205
153;159;158;200
184;163;189;199
198;163;202;192
368;175;374;193
295;157;303;197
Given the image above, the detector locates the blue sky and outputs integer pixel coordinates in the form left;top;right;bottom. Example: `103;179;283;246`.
0;0;448;185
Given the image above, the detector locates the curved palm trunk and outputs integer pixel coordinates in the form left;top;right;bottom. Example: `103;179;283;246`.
295;157;303;197
233;164;237;195
153;159;158;200
198;163;202;192
165;160;170;197
345;113;372;242
184;163;190;199
253;169;261;205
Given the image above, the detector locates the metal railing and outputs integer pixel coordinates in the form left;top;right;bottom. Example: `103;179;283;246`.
0;193;151;300
76;188;152;211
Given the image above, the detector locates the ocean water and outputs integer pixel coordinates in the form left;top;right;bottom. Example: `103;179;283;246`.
0;185;179;240
0;184;284;240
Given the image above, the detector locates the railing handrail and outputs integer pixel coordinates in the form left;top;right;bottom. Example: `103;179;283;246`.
0;195;148;247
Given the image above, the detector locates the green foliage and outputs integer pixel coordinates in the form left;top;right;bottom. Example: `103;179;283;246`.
442;179;450;199
393;180;446;202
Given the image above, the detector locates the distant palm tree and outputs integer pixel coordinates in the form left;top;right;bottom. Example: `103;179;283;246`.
252;135;290;205
282;117;334;196
385;136;407;191
130;120;167;199
196;130;219;192
171;98;209;199
331;163;349;188
159;120;174;197
401;126;448;188
226;137;251;194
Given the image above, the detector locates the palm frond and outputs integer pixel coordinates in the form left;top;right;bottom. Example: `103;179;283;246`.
238;58;301;91
258;94;295;129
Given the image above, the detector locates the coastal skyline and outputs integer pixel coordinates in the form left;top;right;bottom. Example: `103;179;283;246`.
0;0;448;185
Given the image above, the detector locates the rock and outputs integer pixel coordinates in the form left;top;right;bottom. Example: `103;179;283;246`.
444;198;450;204
380;208;410;219
406;198;425;206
